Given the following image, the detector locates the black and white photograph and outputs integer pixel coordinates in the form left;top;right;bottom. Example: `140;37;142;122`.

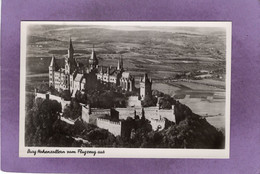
19;22;231;158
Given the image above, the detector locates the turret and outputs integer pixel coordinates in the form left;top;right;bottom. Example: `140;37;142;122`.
117;55;123;70
120;55;123;69
49;55;57;87
117;57;121;70
140;73;152;101
89;45;98;69
49;55;57;68
68;37;74;59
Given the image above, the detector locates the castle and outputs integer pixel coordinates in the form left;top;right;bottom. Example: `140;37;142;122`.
140;73;152;100
81;103;176;137
45;38;176;137
49;38;140;97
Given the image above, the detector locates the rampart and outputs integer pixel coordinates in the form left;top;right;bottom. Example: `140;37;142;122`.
115;106;175;123
96;118;122;136
81;104;175;123
35;92;71;112
150;118;165;131
127;96;141;107
81;105;110;124
81;105;175;136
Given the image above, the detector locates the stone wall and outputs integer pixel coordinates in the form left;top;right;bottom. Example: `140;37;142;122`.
127;96;141;107
158;109;176;123
81;105;176;125
115;106;175;123
80;103;176;137
81;106;111;124
96;118;122;136
81;105;90;123
150;118;165;131
35;92;71;112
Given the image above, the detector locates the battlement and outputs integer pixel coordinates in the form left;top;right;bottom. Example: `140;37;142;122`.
96;117;122;136
151;118;165;123
150;118;165;131
91;108;110;115
81;103;176;134
96;118;121;125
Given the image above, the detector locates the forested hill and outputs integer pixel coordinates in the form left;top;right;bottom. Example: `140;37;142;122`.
25;94;224;149
157;102;225;149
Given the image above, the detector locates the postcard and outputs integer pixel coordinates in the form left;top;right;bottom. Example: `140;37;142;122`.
19;21;231;158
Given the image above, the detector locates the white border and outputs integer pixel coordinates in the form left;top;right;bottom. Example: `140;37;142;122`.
20;21;231;158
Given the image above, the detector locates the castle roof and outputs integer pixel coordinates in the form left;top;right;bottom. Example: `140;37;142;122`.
69;37;74;52
141;73;152;83
49;55;55;66
97;66;121;76
89;46;98;65
117;56;123;70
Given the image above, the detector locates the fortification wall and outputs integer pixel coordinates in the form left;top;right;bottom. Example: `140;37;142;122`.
49;94;63;103
158;109;176;123
115;108;135;119
115;107;175;123
91;108;110;115
96;118;121;136
127;96;141;107
60;116;75;125
35;93;46;99
35;92;71;112
150;118;165;131
80;104;176;133
143;107;160;120
81;106;90;123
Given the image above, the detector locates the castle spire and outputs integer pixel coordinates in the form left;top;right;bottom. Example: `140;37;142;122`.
68;37;74;59
49;55;57;70
117;56;121;70
90;44;98;67
69;37;74;52
143;73;148;81
120;55;123;69
117;55;123;70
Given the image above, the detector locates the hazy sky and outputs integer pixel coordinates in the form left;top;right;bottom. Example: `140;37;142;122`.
27;22;227;35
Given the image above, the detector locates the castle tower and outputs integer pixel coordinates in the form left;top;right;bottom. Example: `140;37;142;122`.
65;38;78;90
100;65;103;74
117;55;123;70
49;55;57;87
65;37;75;75
140;73;152;101
89;45;98;70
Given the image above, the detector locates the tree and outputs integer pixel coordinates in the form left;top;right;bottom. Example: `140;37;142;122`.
60;89;71;101
159;94;175;109
25;98;61;146
63;99;82;120
142;94;157;107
